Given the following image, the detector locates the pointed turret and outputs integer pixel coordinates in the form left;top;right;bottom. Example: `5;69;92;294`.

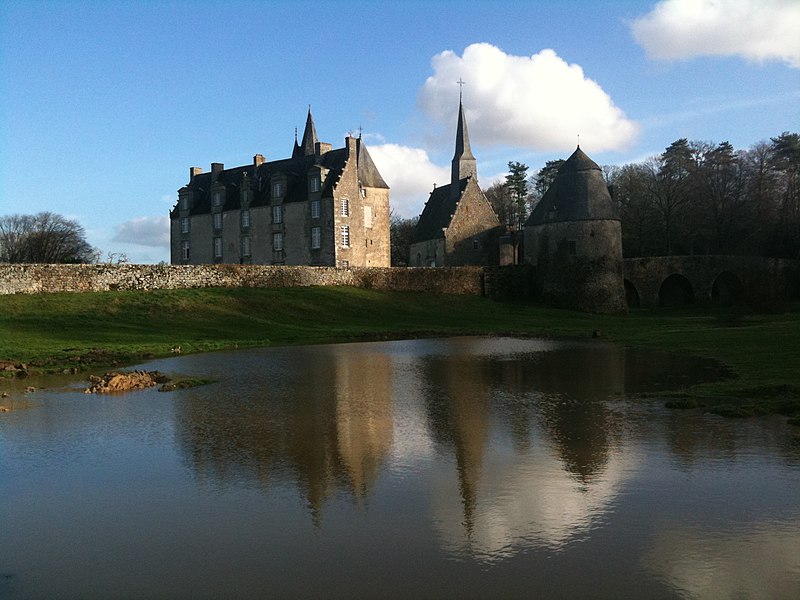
299;106;318;157
292;126;302;159
450;99;477;196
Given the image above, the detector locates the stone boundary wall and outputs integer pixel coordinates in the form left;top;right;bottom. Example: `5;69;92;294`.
0;264;486;296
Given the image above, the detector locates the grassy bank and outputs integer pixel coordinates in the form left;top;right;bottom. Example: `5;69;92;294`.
1;287;799;420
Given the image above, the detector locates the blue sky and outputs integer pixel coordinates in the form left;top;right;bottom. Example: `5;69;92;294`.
1;0;798;263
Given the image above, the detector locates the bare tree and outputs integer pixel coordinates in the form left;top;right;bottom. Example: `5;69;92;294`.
0;212;98;264
484;181;516;228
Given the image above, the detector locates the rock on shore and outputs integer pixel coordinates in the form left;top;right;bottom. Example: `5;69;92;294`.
85;370;170;394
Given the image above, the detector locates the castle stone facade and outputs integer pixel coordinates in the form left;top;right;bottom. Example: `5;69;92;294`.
170;109;390;268
523;146;626;313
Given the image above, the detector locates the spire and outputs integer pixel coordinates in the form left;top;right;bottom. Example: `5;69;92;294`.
451;96;477;195
300;106;318;157
292;126;301;159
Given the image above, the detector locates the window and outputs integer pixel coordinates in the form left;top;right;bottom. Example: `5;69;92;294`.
567;240;577;256
340;225;350;248
180;196;189;210
340;260;349;268
241;210;250;229
272;205;283;224
213;192;222;207
360;188;366;198
180;217;190;234
311;226;321;250
213;213;222;230
273;232;284;252
181;241;190;261
311;199;320;219
272;182;284;197
241;236;251;257
213;237;222;258
340;198;349;217
310;175;320;193
473;239;479;250
363;205;373;229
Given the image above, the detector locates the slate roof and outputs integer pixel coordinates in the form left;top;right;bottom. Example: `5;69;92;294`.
411;179;469;243
356;139;389;189
178;139;385;217
525;146;619;226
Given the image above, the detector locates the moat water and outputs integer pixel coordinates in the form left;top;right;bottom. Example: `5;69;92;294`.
2;337;799;599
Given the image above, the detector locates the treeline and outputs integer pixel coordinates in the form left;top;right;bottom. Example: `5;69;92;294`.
609;132;799;258
0;212;98;264
483;132;800;260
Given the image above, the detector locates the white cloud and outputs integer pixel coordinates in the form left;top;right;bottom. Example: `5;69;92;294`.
419;43;639;153
368;143;450;217
112;215;170;248
631;0;800;68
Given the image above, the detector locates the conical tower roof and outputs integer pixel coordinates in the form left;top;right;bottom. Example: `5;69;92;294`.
299;107;318;157
451;99;477;196
525;146;619;226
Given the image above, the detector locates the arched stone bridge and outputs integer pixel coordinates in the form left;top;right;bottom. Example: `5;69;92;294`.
623;255;800;308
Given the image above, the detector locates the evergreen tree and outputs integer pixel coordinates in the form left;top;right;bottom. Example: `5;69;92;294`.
505;161;530;229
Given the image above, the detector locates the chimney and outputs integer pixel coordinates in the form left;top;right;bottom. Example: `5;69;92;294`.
345;136;357;159
315;142;332;157
211;162;224;182
253;154;265;167
189;167;202;182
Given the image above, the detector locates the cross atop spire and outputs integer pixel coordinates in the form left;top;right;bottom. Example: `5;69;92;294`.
457;77;466;101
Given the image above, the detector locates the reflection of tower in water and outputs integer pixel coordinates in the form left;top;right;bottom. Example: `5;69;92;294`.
422;352;492;535
422;342;630;540
173;346;394;523
532;345;627;483
333;350;394;500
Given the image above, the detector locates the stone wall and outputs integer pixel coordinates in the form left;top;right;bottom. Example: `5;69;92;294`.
0;264;485;296
623;255;800;309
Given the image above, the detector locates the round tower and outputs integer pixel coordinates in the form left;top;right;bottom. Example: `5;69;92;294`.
523;146;625;313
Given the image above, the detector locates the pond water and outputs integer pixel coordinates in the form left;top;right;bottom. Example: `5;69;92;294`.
1;337;799;599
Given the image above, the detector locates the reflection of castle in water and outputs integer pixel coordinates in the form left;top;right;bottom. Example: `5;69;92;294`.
172;337;755;536
420;341;629;545
174;346;393;521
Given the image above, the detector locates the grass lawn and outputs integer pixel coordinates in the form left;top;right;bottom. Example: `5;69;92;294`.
1;286;798;421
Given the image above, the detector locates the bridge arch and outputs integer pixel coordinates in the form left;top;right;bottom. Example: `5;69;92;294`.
624;279;640;308
711;271;742;305
659;273;694;307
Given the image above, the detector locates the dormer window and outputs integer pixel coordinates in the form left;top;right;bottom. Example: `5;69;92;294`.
180;196;189;211
310;175;320;193
273;182;284;197
213;192;222;207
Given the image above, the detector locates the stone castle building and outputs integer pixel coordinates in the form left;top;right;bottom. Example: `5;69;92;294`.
409;99;502;267
523;146;626;313
170;109;390;268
